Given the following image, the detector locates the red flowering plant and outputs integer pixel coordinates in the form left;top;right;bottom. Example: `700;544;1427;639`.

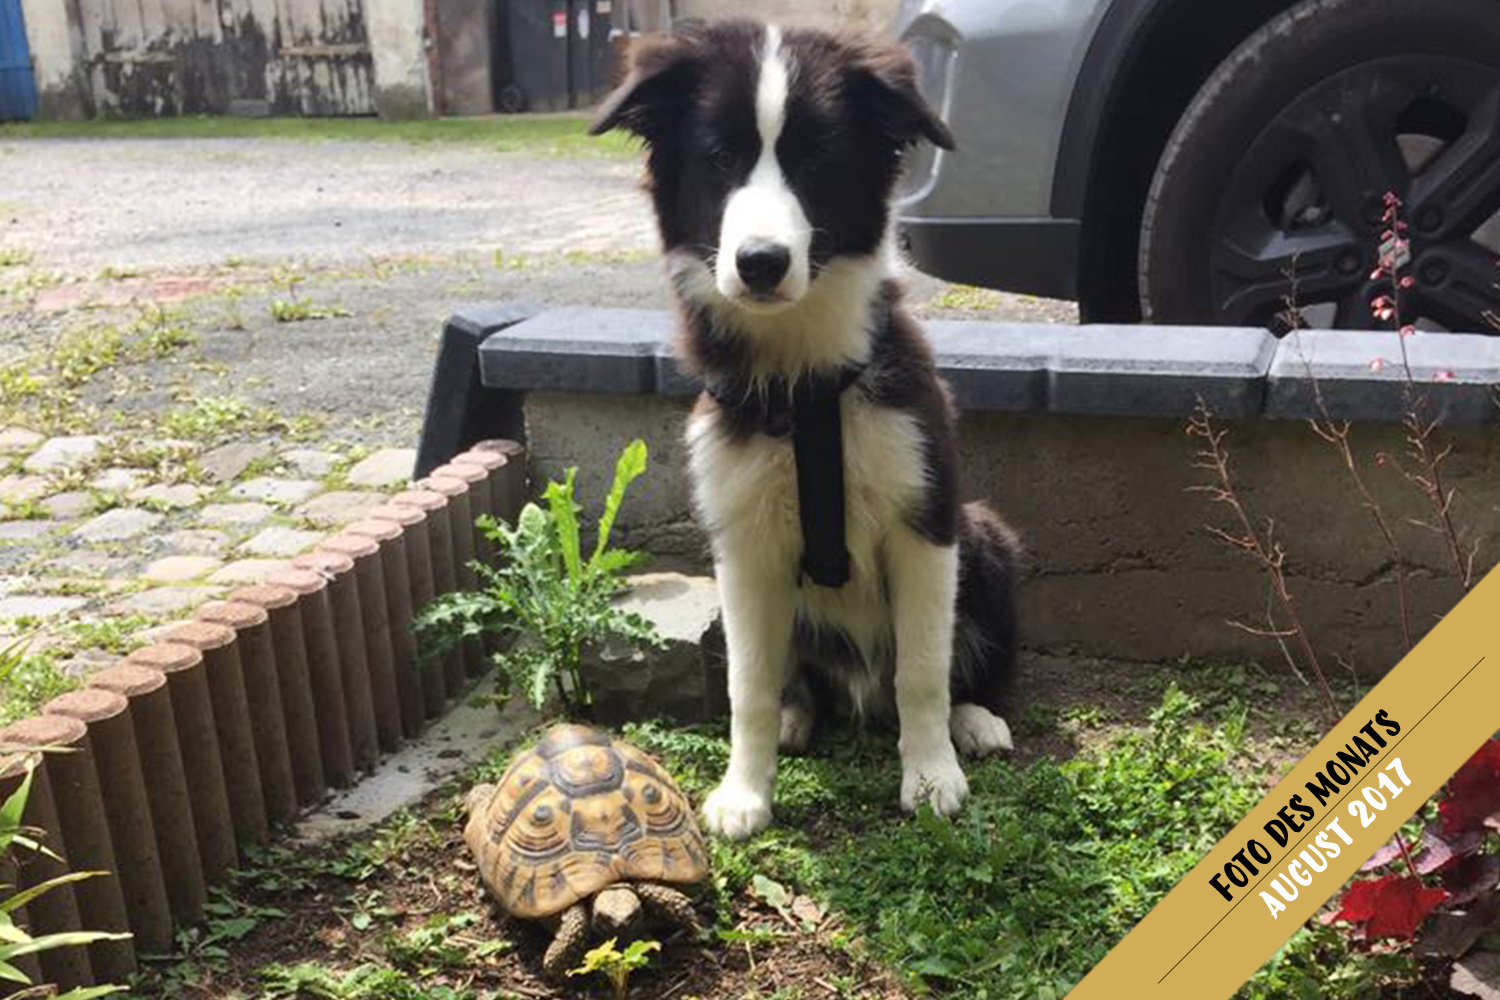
1322;739;1500;997
1189;190;1499;995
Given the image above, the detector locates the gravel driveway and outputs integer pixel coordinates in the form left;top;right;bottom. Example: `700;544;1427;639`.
0;125;1076;725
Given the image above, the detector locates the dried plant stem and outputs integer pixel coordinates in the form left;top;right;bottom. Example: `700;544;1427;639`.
1307;404;1415;652
1378;194;1479;593
1187;399;1340;721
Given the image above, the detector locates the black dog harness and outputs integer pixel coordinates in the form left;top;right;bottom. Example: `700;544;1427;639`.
707;365;865;588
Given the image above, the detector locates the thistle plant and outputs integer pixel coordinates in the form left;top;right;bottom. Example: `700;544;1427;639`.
415;440;662;714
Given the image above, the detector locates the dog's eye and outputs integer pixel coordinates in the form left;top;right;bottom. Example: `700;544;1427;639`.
708;147;735;172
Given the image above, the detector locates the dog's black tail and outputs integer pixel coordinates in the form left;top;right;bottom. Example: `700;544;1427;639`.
952;501;1023;714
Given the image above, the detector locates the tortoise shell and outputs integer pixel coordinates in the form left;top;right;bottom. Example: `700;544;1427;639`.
465;724;708;919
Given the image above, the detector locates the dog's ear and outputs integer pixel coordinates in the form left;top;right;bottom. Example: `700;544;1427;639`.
850;42;955;151
590;32;701;140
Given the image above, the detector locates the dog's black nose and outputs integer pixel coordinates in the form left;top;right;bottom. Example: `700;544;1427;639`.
736;240;791;294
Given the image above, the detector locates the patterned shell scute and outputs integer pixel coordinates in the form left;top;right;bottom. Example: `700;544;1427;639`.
466;724;708;919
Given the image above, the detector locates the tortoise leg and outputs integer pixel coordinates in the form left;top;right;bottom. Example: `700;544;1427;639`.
542;902;590;978
635;883;701;935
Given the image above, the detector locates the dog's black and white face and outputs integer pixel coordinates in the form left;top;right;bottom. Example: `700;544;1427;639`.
592;21;952;317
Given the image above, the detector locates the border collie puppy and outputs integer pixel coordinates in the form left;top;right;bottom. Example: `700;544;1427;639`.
592;21;1020;839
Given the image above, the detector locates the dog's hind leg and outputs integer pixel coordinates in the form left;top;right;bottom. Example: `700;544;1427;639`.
779;667;816;754
949;501;1022;756
950;703;1013;756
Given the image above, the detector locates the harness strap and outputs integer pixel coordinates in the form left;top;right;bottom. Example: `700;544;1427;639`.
706;364;865;588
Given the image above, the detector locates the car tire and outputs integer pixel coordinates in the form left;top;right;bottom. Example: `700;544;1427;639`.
1139;0;1500;333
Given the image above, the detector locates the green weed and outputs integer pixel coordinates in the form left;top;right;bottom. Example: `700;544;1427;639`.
259;962;474;1000
414;439;660;713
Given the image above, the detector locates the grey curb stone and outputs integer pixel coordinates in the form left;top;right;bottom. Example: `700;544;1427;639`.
479;307;664;395
1268;330;1500;424
473;307;1500;424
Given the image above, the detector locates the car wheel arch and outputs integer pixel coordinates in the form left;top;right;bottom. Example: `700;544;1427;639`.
1056;0;1303;320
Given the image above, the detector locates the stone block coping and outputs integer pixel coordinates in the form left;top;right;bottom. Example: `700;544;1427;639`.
472;306;1500;424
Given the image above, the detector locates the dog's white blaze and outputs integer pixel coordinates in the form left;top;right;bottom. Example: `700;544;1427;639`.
715;24;812;306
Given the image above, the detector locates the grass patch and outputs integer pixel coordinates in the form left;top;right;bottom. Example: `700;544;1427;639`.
161;394;318;443
0;115;637;159
0;248;32;268
0;646;76;726
624;686;1406;1000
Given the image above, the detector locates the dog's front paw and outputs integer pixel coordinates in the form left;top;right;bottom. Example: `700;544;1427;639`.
900;752;969;816
702;782;772;840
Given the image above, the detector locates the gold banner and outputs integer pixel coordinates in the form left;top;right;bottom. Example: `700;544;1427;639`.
1065;566;1499;999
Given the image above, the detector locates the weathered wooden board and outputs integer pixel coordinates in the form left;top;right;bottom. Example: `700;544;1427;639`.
76;0;375;116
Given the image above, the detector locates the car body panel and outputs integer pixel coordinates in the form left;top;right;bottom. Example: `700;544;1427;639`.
893;0;1112;220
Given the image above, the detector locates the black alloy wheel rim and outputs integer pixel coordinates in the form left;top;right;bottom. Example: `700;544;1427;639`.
1208;55;1500;333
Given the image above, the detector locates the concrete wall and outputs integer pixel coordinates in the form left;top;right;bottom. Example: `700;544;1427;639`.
521;391;1499;679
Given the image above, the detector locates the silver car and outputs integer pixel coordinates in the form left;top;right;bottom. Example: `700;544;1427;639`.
893;0;1500;333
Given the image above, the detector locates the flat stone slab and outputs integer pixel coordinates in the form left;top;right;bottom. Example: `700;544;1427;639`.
199;440;273;483
0;595;88;620
89;468;149;493
159;529;231;555
47;552;130;577
0;476;50;504
0;521;60;542
199;502;274;527
297;676;538;841
281;449;340;477
230;478;322;505
109;586;221;617
23;435;104;473
72;507;163;542
0;428;43;455
129;483;204;509
143;555;224;584
345;448;416;489
580;572;727;725
239;526;323;557
208;559;284;585
39;492;93;520
297;491;386;528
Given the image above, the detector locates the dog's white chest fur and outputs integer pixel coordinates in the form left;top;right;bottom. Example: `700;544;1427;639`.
687;392;927;687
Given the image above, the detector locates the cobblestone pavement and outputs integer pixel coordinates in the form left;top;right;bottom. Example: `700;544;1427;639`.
0;125;1076;720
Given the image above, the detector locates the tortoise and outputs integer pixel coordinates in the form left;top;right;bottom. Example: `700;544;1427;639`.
464;724;709;976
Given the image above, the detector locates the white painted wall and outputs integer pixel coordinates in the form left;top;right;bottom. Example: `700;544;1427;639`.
365;0;435;118
19;0;85;117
